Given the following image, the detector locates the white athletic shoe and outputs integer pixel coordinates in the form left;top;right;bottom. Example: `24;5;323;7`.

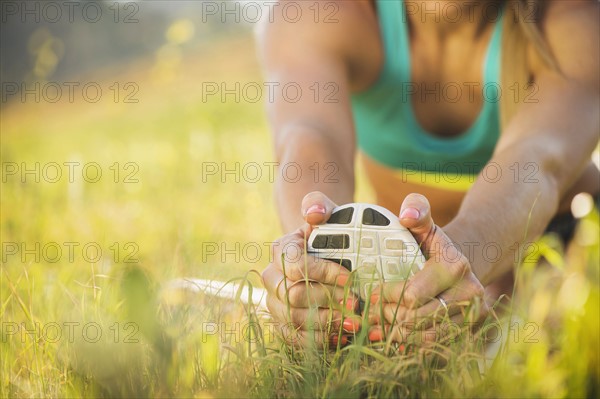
306;203;426;298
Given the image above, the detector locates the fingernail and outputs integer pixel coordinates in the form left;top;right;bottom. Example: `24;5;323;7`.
345;298;356;311
342;318;360;333
400;208;420;220
330;335;349;346
369;330;383;342
338;298;357;313
305;204;326;216
370;294;380;304
335;274;349;286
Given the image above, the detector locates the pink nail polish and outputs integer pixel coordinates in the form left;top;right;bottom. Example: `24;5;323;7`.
369;330;383;342
305;204;326;216
400;208;420;220
335;274;349;287
332;335;349;346
342;318;360;333
345;298;356;311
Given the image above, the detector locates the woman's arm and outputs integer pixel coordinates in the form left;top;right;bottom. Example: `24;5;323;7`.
445;1;599;285
368;2;598;342
256;1;376;231
257;1;380;347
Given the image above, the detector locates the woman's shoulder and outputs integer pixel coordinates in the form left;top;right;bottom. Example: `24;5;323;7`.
530;0;598;85
256;0;383;90
543;0;598;29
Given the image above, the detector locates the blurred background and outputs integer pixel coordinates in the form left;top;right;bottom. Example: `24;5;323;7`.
1;2;296;395
2;0;286;281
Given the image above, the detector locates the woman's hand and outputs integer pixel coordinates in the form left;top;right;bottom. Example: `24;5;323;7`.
368;194;489;345
261;192;357;348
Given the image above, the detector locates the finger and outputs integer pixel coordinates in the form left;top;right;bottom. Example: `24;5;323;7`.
398;193;435;246
366;297;458;329
271;231;352;285
301;191;338;226
368;313;467;345
279;323;351;350
398;194;464;266
405;294;489;333
390;196;472;308
392;297;483;331
377;298;461;328
372;269;489;322
285;280;354;308
263;263;355;308
372;266;451;308
267;295;343;331
381;276;487;327
441;275;489;324
261;263;292;296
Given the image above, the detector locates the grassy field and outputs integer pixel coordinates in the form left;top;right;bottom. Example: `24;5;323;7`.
1;32;599;398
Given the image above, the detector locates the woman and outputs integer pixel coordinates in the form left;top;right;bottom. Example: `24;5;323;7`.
258;0;599;346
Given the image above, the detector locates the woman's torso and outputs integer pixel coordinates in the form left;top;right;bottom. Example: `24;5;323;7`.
349;0;597;224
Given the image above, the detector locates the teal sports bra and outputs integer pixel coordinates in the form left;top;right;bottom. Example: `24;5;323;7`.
351;0;503;190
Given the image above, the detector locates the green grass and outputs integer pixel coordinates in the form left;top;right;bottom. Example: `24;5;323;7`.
1;35;599;398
